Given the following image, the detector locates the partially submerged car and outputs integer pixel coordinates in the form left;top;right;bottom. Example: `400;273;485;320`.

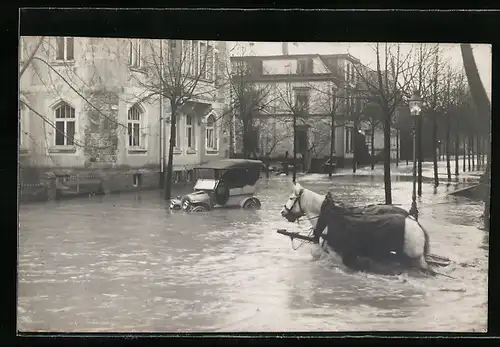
170;159;263;212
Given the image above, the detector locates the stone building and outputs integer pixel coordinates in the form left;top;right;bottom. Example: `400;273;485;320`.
229;44;400;169
19;37;230;192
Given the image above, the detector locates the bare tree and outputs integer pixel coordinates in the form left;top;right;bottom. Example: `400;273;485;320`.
353;43;419;204
220;47;281;160
308;83;343;177
274;78;319;181
134;39;224;200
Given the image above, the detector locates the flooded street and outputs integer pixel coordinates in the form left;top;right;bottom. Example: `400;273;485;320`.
18;172;488;332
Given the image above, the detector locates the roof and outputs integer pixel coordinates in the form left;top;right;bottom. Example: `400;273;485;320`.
195;159;264;170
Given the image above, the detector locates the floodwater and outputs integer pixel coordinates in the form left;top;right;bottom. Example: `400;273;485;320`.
18;172;488;332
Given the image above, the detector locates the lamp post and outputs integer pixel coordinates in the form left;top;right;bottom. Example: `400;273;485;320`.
409;90;423;220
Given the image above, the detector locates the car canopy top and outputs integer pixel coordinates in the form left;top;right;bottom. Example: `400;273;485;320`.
195;159;263;188
194;159;264;171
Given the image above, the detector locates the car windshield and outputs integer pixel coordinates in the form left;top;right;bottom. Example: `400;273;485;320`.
193;179;217;191
196;168;217;179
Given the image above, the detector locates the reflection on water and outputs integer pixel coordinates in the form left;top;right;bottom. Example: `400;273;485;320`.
18;174;488;332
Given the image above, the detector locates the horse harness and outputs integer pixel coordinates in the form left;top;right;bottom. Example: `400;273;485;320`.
283;190;305;220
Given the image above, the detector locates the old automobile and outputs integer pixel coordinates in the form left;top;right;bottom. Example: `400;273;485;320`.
170;159;263;212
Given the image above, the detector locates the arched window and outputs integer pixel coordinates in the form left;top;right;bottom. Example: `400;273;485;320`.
205;114;217;150
54;101;75;146
128;105;143;147
186;114;195;149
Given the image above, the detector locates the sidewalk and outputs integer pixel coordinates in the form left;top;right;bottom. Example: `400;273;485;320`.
335;157;485;183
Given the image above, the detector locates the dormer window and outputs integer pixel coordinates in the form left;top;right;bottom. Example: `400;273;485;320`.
249;60;263;75
297;58;313;75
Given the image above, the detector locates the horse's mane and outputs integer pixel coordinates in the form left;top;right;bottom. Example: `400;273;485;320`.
322;192;359;217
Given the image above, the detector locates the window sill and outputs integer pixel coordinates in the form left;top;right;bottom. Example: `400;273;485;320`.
48;146;77;154
51;60;75;66
186;149;197;154
130;67;146;74
128;148;147;154
19;148;29;155
206;149;219;155
173;148;182;155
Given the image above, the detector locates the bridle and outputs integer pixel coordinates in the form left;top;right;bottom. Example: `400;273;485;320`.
283;190;306;220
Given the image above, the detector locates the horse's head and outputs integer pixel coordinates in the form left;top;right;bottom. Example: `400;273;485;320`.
280;181;307;222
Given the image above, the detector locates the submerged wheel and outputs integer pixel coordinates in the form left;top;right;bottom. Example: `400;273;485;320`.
243;198;261;209
181;197;191;211
190;204;208;212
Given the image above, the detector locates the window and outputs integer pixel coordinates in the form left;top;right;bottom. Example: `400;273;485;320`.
191;40;199;76
54;102;76;146
206;115;218;150
55;37;74;61
295;89;310;113
249;60;263;75
172;114;181;149
206;44;214;80
182;40;190;74
19;104;24;147
168;40;177;63
127;105;143;147
345;127;354;154
297;58;313;75
129;39;142;68
200;42;207;77
186;115;195;149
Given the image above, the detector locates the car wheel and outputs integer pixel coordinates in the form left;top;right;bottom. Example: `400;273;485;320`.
190;204;207;212
181;197;191;211
243;198;261;209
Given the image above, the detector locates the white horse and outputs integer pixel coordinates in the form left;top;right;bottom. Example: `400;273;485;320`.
280;181;431;272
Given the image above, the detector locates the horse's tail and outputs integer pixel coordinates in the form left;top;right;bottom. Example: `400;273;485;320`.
416;219;431;256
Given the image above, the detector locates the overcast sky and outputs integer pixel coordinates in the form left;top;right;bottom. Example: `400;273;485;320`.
229;42;491;100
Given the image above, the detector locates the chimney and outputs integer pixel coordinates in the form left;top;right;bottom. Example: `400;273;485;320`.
282;42;289;56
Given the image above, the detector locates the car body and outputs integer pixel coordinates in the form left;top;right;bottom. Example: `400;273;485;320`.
170;159;263;212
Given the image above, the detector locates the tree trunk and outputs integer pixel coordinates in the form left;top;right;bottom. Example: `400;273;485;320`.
454;131;459;176
463;137;466;172
329;113;335;178
468;134;472;171
432;112;439;187
292;113;297;182
396;129;399;167
471;134;475;170
446;112;451;181
383;111;392;204
164;104;177;200
352;121;358;174
461;43;491;231
370;124;375;170
417;115;423;196
476;135;481;169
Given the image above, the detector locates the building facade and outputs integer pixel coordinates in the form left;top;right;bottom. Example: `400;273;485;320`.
229;49;400;168
19;37;230;184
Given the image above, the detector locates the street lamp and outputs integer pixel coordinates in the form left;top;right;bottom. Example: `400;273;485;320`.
409;90;423;220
